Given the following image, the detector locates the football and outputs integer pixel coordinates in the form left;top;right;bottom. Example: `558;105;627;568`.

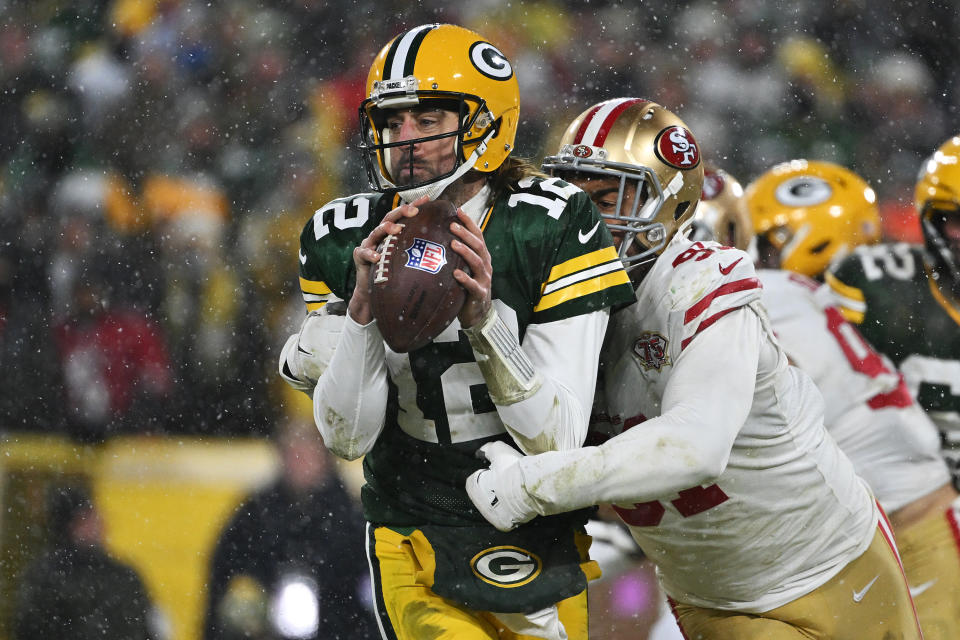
369;199;468;353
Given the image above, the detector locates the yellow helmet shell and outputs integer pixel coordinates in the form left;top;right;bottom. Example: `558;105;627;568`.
362;23;519;185
745;160;880;277
915;135;960;212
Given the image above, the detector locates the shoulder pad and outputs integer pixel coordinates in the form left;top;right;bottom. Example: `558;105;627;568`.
653;241;762;350
507;175;589;223
298;192;386;307
660;240;761;311
303;192;384;243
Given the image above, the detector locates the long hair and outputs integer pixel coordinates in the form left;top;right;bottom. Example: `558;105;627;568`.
488;156;546;195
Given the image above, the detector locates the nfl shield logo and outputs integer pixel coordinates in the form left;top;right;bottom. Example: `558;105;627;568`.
404;238;447;274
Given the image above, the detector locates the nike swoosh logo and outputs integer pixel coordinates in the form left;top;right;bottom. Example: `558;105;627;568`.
909;579;937;598
718;257;743;275
578;221;602;244
299;250;307;265
852;574;880;602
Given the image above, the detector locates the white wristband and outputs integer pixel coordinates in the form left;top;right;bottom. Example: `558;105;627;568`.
464;306;542;405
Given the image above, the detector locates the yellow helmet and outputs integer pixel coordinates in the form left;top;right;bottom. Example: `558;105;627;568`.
542;98;703;269
690;164;753;252
915;135;960;289
359;24;519;199
745;160;880;278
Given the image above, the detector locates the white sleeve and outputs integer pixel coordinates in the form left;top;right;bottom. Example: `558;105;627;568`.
312;315;389;461
497;309;609;454
517;307;761;512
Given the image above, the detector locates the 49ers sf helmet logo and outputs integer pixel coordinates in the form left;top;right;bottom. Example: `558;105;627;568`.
573;145;594;158
470;546;542;587
633;332;671;371
655;126;700;170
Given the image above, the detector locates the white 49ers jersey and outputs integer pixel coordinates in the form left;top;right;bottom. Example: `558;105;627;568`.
758;269;949;512
517;237;877;613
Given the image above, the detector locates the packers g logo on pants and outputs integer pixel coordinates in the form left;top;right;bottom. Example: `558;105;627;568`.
471;546;542;587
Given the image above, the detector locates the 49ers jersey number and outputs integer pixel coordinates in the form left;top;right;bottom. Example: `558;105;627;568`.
613;483;729;527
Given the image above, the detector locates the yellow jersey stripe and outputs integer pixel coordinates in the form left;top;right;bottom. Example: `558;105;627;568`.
544;246;621;285
837;307;864;325
534;270;630;312
824;271;864;303
479;202;495;232
305;301;327;312
300;277;331;295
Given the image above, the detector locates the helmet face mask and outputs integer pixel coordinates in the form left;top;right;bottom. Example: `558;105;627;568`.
915;136;960;294
920;203;960;292
542;98;702;272
546;154;669;268
361;95;480;191
358;24;519;202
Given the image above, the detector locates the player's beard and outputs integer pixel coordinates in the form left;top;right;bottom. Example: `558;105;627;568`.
388;144;422;187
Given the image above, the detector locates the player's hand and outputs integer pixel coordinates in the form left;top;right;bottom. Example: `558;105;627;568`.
450;208;492;329
466;442;538;531
280;306;346;388
349;196;428;324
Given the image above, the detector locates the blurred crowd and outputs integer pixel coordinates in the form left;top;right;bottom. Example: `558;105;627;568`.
1;0;956;440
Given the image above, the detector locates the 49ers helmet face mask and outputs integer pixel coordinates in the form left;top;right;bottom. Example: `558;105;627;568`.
359;23;520;203
915;135;960;293
745;160;881;279
542;98;703;271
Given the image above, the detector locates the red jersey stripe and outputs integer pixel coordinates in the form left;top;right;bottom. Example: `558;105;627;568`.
683;278;761;325
680;307;739;350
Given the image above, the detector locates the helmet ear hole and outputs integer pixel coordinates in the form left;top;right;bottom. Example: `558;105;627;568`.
674;201;691;221
809;240;831;255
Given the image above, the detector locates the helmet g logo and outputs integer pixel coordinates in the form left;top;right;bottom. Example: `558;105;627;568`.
470;546;542;587
775;176;833;207
655;126;700;170
470;42;514;80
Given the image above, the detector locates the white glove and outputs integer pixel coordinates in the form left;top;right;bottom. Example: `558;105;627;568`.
466;441;539;532
491;606;568;640
278;306;346;394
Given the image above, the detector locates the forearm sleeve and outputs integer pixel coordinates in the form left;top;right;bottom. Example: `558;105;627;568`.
492;309;609;454
518;307;762;513
313;314;389;460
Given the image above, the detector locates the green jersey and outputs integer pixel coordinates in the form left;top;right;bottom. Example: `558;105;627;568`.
297;176;635;526
825;243;960;482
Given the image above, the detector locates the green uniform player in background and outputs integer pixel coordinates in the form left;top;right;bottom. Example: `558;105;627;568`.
823;136;960;486
279;23;634;640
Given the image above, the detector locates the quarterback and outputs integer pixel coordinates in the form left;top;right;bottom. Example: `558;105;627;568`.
279;24;635;640
467;98;923;639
